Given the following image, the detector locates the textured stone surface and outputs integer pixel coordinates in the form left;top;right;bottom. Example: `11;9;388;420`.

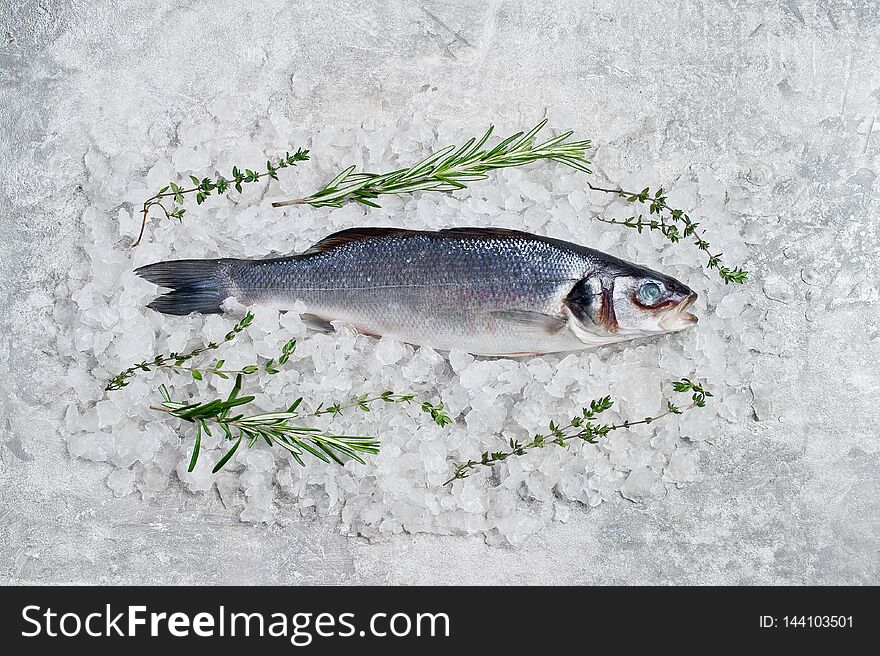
1;0;878;584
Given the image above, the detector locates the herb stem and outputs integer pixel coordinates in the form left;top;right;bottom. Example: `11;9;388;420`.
152;377;450;473
105;313;256;391
584;182;625;195
266;198;306;208
271;120;591;210
309;391;452;427
444;378;711;485
153;374;382;472
133;149;309;247
582;181;747;284
170;366;260;376
604;403;695;431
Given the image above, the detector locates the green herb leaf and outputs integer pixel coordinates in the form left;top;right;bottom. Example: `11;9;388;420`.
272;121;591;210
444;378;710;485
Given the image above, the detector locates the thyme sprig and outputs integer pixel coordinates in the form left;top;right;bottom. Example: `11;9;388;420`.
444;378;711;485
271;119;591;209
314;391;414;416
182;337;296;381
153;378;452;473
105;312;256;391
133;149;310;246
311;390;453;427
586;183;748;284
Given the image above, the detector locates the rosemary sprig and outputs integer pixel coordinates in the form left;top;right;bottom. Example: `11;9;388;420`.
153;378;452;473
271;119;591;209
585;183;748;284
106;312;256;391
153;375;380;473
444;378;711;485
133;149;310;246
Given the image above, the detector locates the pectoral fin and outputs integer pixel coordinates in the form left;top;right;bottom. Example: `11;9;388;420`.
300;313;335;332
489;310;567;334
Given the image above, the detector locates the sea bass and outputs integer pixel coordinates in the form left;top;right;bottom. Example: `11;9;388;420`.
136;227;697;356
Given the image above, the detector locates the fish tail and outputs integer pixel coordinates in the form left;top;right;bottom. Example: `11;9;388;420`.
135;258;238;315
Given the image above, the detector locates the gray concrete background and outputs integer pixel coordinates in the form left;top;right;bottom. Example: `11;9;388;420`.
1;0;878;584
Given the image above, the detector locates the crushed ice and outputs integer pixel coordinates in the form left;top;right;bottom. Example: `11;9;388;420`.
56;104;767;546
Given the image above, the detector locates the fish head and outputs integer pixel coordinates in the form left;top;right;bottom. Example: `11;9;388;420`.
564;262;698;343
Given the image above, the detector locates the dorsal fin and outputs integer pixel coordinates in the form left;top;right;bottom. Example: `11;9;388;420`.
300;226;539;256
437;227;535;240
301;227;416;255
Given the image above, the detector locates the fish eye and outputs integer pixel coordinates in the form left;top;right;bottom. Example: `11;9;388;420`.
637;281;663;306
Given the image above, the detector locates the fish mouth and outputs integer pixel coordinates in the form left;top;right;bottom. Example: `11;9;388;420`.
659;292;698;331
